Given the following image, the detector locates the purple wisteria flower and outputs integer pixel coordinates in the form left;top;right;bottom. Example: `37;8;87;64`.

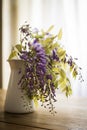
52;50;59;61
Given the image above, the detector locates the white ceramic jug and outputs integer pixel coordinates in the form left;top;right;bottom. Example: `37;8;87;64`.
5;60;34;113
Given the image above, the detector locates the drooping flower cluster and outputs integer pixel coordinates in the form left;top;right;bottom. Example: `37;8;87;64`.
8;23;83;114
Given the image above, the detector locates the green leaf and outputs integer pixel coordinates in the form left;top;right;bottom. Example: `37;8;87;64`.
35;35;43;39
34;97;38;108
59;79;72;97
15;44;22;52
70;64;74;72
54;80;59;88
65;85;72;97
58;77;64;85
8;50;17;60
72;68;78;79
47;25;54;32
58;28;62;40
49;43;59;50
59;69;66;79
52;67;59;73
59;80;66;89
52;61;59;66
57;48;66;60
44;38;53;44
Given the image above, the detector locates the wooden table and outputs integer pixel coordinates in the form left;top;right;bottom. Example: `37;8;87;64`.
0;89;87;130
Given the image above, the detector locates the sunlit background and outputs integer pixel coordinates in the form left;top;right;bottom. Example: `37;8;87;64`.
2;0;87;96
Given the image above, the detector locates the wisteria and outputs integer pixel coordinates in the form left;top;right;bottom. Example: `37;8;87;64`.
8;23;84;115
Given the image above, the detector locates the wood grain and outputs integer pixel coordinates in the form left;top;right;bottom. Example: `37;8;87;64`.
0;89;87;130
0;122;46;130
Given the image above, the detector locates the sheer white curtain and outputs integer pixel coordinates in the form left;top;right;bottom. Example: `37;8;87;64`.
3;0;87;96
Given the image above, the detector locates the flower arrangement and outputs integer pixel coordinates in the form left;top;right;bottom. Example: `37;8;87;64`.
8;23;83;114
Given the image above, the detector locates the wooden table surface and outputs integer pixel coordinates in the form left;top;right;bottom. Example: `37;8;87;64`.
0;89;87;130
